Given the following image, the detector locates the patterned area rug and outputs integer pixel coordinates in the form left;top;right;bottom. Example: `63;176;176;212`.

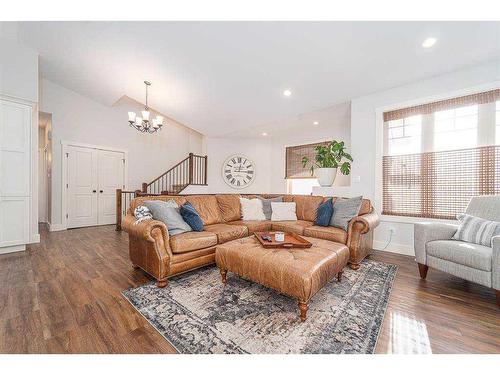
122;259;397;354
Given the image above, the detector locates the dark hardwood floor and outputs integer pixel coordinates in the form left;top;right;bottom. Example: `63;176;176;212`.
0;225;498;354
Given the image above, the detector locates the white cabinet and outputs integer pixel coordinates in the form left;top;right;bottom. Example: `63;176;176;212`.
0;99;32;248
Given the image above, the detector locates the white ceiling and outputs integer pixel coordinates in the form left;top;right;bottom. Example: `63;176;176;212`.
16;21;500;137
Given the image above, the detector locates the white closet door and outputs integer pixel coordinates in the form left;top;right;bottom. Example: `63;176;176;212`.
0;99;31;247
67;146;98;228
97;149;124;225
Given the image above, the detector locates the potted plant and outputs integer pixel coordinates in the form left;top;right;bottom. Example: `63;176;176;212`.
301;140;353;187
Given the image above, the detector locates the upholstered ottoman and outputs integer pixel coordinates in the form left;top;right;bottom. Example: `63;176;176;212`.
215;235;350;321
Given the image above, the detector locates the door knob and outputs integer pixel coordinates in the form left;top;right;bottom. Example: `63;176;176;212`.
92;190;97;193
100;190;103;193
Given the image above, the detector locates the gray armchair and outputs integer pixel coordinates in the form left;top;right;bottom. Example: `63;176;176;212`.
414;196;500;307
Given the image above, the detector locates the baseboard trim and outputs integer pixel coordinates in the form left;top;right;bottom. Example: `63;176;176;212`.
0;244;26;254
48;223;66;232
373;240;415;256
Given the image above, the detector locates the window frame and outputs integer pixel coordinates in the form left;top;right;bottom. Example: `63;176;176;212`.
374;83;500;223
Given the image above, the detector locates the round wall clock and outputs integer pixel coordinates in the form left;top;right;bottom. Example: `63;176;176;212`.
222;154;255;189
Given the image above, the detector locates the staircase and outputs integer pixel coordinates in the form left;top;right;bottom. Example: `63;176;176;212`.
116;153;208;230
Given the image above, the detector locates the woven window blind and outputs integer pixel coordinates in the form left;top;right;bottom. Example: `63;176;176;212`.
285;141;330;179
384;89;500;122
382;145;499;219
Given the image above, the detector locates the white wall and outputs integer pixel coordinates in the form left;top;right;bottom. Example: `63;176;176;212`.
40;78;204;227
204;137;272;193
349;60;500;255
269;103;351;193
0;36;38;102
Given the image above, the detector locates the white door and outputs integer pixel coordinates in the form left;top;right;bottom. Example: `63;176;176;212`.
0;99;31;247
67;146;98;228
66;146;125;228
97;150;124;225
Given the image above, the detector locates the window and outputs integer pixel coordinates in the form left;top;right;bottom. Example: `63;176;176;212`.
434;105;478;151
387;115;422;155
382;89;500;219
496;101;500;145
287;179;319;195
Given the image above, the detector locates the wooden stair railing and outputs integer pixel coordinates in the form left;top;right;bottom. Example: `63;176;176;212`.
116;153;207;230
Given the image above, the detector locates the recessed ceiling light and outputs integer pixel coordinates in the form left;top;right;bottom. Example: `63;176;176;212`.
283;89;292;97
313;121;319;125
422;37;437;48
261;132;268;136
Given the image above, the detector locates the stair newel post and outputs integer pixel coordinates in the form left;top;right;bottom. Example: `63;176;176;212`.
116;188;122;231
204;155;208;185
141;182;148;194
189;153;194;184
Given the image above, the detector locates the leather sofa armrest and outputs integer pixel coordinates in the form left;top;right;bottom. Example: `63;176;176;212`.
414;222;458;265
122;214;172;256
492;235;500;290
348;212;380;235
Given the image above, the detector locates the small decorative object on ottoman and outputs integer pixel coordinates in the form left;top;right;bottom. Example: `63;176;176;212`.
215;235;350;321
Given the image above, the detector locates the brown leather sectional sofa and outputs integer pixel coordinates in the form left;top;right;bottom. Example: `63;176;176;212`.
122;194;380;287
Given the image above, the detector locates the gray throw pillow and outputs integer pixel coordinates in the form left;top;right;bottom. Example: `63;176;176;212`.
257;196;283;220
330;196;363;231
144;200;192;236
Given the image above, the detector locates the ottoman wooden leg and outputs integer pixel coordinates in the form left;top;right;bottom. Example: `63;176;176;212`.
298;301;308;322
220;268;227;284
337;270;343;282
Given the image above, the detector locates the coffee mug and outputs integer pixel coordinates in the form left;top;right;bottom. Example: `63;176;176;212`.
275;232;285;242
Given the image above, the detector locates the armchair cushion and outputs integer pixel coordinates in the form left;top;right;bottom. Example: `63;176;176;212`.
426;240;492;272
453;214;500;247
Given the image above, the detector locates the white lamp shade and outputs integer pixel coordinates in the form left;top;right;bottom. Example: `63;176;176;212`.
141;110;150;121
152;119;159;128
128;112;136;122
155;115;164;125
135;117;143;125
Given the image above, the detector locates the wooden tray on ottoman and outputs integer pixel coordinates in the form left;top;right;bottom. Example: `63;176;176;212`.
254;231;313;249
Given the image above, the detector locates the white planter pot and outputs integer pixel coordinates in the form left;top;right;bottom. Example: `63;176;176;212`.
315;168;337;187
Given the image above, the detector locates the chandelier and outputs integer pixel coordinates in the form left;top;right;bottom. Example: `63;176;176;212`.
128;81;164;133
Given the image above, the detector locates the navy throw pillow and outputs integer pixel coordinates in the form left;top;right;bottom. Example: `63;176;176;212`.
315;198;334;227
180;202;204;231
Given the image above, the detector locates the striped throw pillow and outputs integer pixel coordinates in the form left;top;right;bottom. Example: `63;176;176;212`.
453;214;500;247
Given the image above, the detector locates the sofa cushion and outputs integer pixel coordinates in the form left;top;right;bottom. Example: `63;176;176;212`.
228;220;272;233
131;195;186;212
304;225;348;244
257;196;283;220
240;197;266;221
330;196;363;231
216;194;241;222
426;240;492;271
185;195;224;225
271;220;314;235
315;198;334;227
144;200;192;236
271;202;297;221
169;231;218;254
284;195;324;222
204;223;249;244
180;202;204;231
